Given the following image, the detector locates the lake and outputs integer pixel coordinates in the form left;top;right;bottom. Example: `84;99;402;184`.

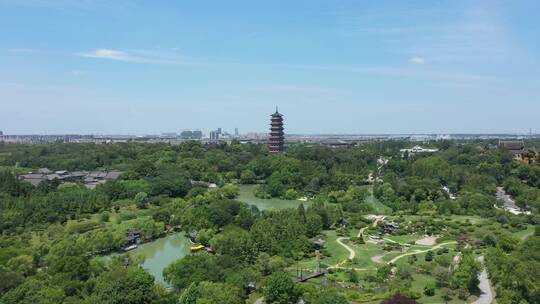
106;232;191;286
103;185;309;286
237;185;312;210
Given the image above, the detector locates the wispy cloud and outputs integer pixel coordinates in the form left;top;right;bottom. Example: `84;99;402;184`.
408;57;425;64
78;48;214;67
79;48;145;63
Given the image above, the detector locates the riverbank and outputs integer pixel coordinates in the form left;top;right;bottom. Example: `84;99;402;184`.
103;232;191;285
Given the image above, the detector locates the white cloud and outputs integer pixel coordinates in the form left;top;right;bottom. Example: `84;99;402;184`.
78;48;215;67
79;48;146;63
408;57;426;64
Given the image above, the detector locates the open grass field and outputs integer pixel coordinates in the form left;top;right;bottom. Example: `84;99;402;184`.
299;230;349;270
513;224;535;240
383;234;424;244
410;273;475;304
363;186;392;214
0;165;34;174
347;242;387;269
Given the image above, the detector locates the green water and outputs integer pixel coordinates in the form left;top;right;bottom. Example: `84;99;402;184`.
102;186;309;286
107;232;191;286
238;185;312;210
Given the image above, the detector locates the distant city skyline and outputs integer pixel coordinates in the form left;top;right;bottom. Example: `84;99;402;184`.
1;1;539;134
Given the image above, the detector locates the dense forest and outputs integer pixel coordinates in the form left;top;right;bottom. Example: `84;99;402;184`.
0;140;539;304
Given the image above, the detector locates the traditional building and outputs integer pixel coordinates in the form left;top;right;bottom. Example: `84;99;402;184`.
268;107;284;154
499;140;525;161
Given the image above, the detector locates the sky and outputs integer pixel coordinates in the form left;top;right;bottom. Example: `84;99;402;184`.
0;0;539;135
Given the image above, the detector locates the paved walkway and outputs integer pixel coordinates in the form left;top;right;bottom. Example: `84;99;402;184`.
329;216;384;269
472;256;494;304
387;241;456;264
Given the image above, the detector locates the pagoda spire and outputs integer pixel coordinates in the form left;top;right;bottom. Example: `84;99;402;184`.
268;107;284;154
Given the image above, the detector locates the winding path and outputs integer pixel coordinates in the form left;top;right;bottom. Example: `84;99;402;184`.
337;237;356;260
329;215;384;269
387;241;456;264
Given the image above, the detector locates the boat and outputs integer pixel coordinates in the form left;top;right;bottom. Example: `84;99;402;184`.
190;244;205;252
123;244;138;252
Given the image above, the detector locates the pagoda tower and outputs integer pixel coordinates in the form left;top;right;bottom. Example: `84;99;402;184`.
268;107;284;154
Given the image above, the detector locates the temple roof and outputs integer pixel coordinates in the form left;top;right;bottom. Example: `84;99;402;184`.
271;106;283;117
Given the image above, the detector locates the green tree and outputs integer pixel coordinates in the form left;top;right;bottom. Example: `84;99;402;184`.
240;170;257;184
263;272;299;304
164;255;222;290
134;192;149;209
100;211;110;222
316;289;348;304
423;282;436;296
425;250;434;262
178;281;244;304
89;266;155;304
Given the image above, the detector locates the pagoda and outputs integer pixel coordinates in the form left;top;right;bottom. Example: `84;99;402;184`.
268;107;284;154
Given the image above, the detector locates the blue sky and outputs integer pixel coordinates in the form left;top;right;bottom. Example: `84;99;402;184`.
1;0;539;135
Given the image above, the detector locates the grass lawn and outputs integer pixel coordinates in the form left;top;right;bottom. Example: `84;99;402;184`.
347;242;387;269
383;234;424;244
0;165;34;174
299;230;349;270
363;186;392;214
512;224;535;240
411;273;476;304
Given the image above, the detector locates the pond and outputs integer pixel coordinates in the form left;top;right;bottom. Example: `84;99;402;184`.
102;186;310;286
106;232;191;286
238;185;312;210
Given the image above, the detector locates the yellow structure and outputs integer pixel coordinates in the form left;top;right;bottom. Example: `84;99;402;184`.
190;244;205;252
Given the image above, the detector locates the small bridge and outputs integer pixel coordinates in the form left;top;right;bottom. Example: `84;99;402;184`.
295;270;327;282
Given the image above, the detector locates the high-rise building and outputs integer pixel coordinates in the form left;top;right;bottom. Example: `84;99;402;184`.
234;128;239;137
192;130;203;139
209;130;220;141
180;131;193;139
268;107;284;154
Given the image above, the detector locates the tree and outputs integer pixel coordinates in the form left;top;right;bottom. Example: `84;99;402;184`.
179;281;244;304
423;282;435;296
135;191;149;209
381;294;418;304
376;264;392;282
451;253;480;292
0;267;24;295
434;266;451;288
263;272;299;304
348;268;359;283
89;266;155;304
425;250;434;262
240;170;257;184
315;289;348;304
441;288;453;303
209;226;255;264
163;255;224;290
100;211;110;223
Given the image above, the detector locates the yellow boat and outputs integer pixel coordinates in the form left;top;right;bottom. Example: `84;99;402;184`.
190;244;205;252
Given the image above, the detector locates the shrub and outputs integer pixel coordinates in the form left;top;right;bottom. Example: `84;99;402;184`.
423;282;436;296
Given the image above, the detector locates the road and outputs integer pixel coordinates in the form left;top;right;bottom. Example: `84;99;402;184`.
472;256;494;304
